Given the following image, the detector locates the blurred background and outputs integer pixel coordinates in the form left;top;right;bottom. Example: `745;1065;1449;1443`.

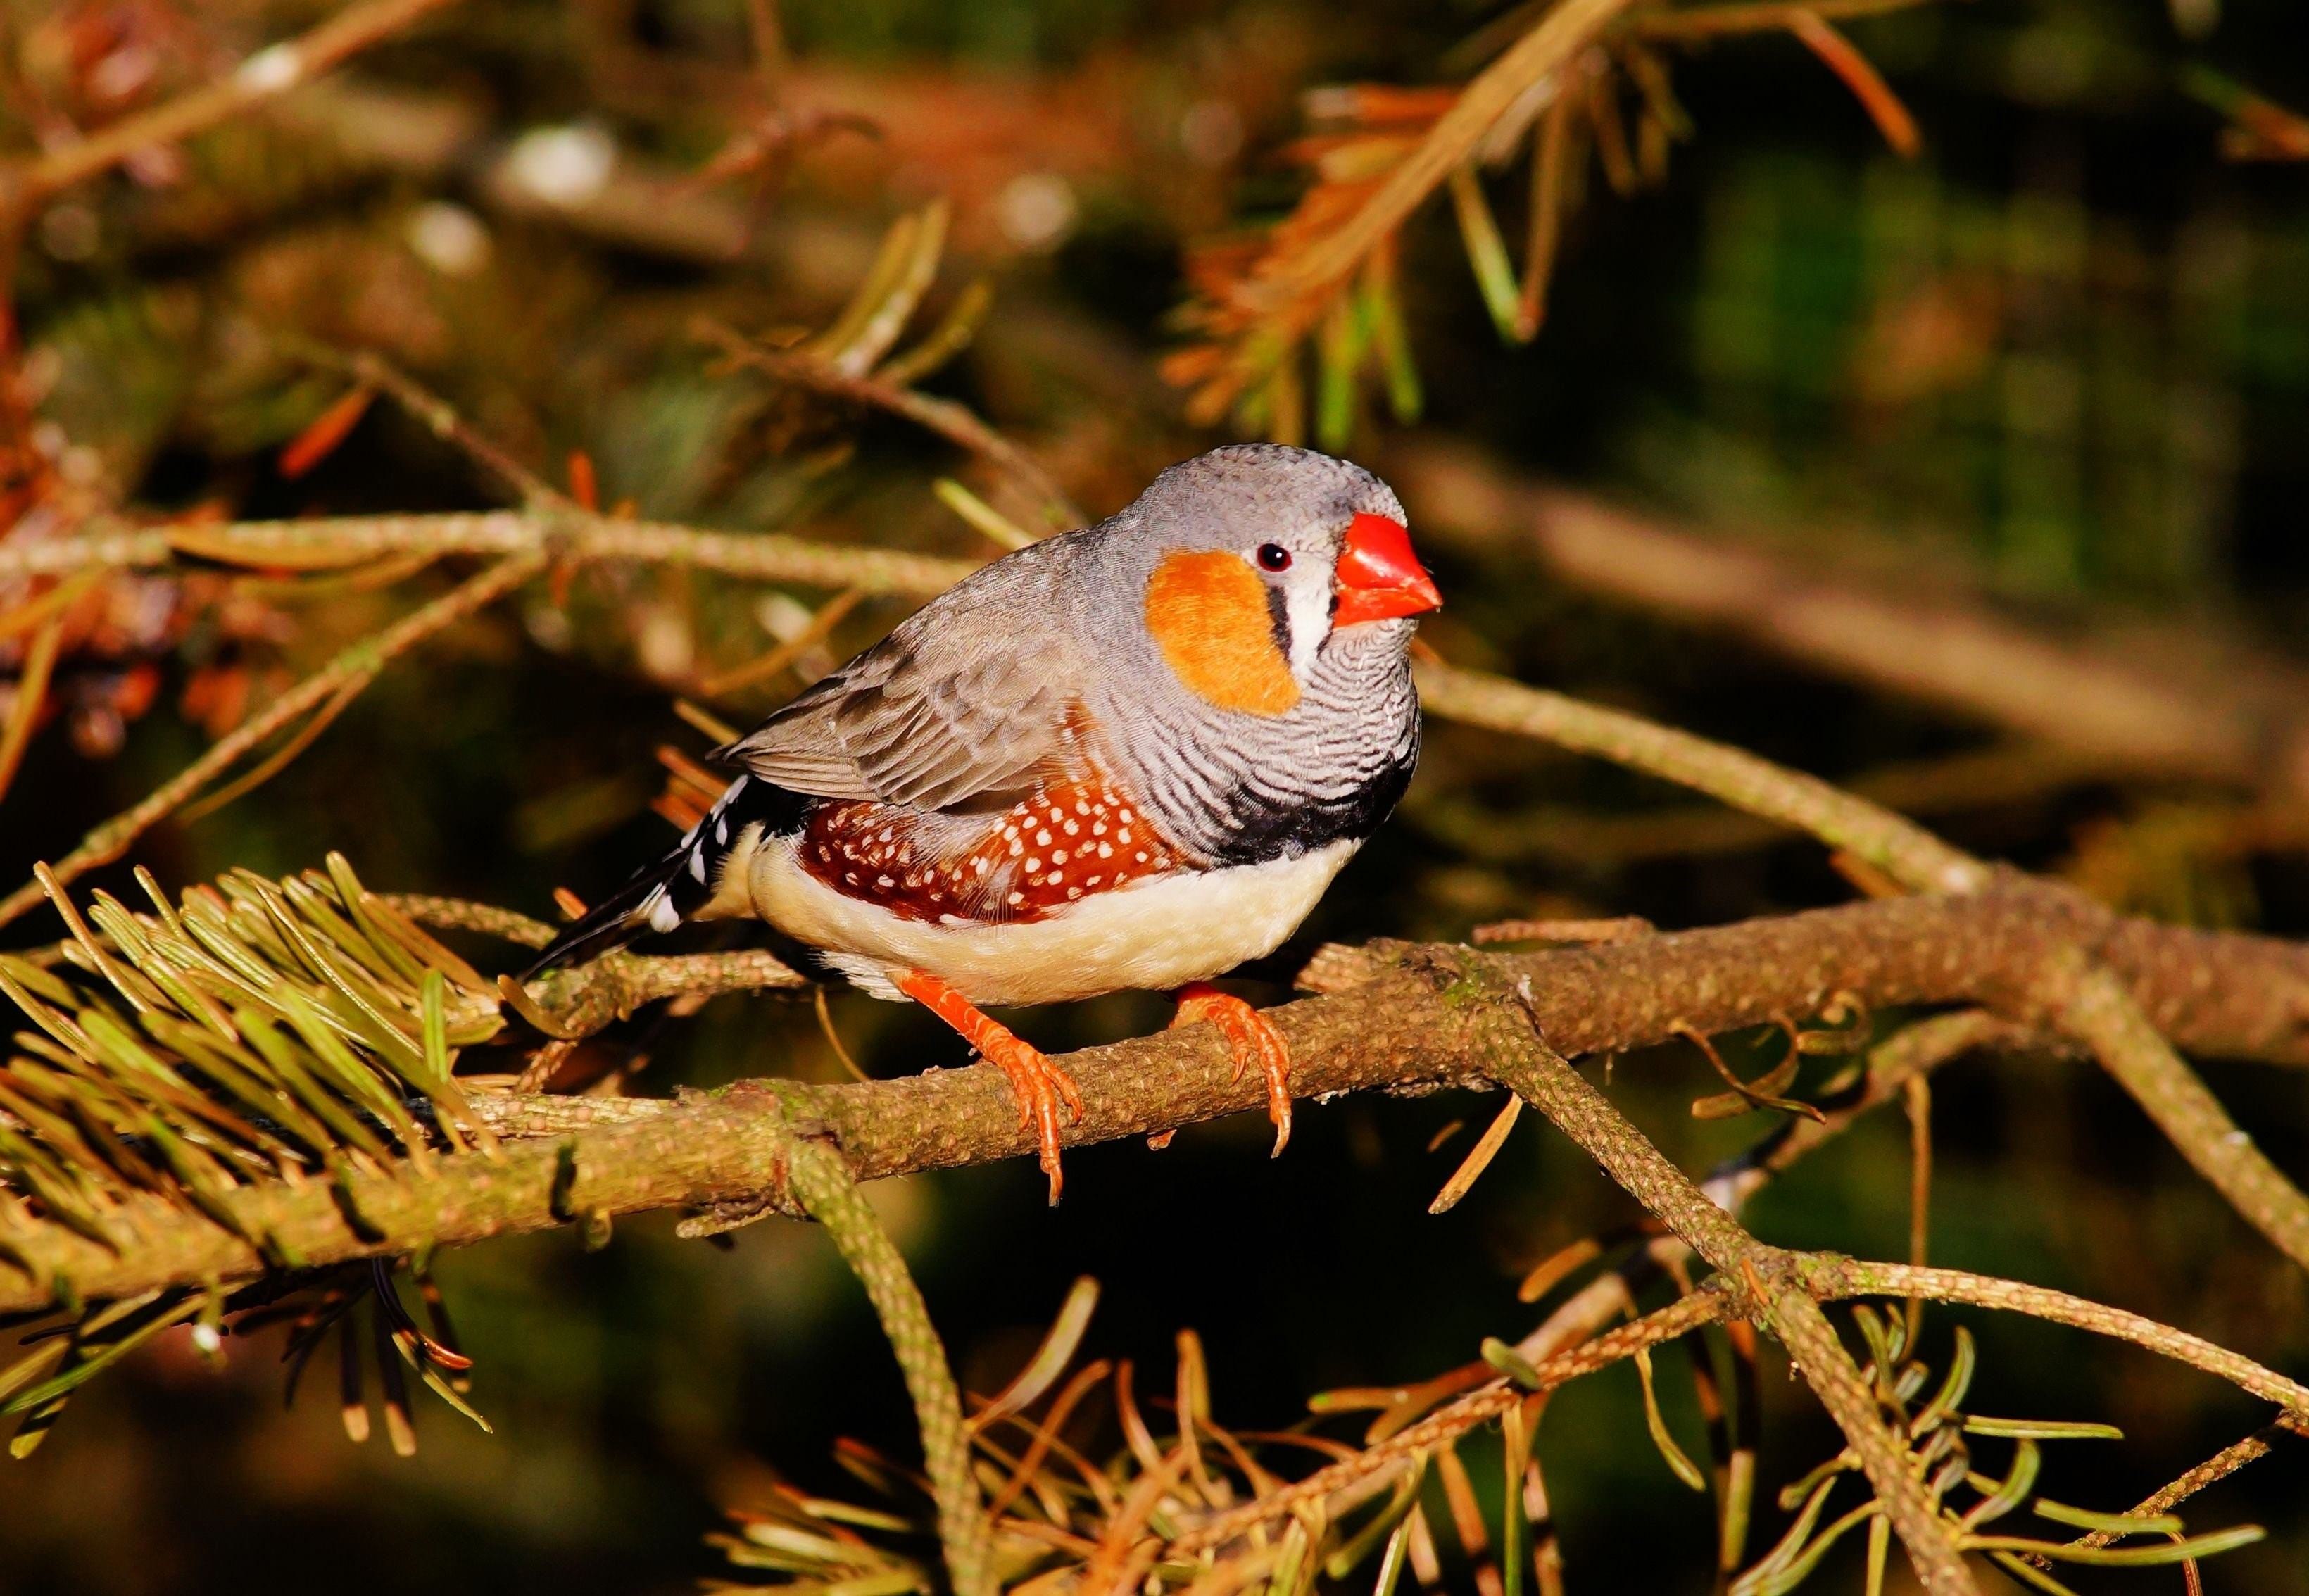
0;0;2304;1590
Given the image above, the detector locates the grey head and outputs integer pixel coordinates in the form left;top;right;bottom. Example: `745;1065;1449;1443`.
1068;443;1418;681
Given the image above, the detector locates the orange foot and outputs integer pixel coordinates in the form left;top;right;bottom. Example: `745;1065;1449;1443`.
1169;982;1293;1157
895;969;1083;1205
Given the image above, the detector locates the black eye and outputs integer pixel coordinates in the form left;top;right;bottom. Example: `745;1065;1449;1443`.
1256;543;1292;572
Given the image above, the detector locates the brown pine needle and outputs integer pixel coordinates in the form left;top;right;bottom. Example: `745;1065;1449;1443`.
1787;13;1920;158
178;667;379;824
814;986;870;1083
277;385;377;479
1515;1236;1604;1303
0;615;64;806
1515;96;1573;341
1430;1094;1523;1214
1677;1022;1825;1123
672;698;745;746
702;587;865;697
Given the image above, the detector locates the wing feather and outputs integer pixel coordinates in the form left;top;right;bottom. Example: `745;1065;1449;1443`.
712;606;1077;810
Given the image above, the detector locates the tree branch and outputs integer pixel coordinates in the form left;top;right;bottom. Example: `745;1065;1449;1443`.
6;886;2299;1311
0;509;979;590
0;0;470;218
1468;969;1973;1592
0;553;546;929
1803;1259;2309;1417
1397;444;2309;806
1415;660;2309;1274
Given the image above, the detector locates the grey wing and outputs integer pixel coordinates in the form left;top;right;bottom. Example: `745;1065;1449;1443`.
712;612;1078;810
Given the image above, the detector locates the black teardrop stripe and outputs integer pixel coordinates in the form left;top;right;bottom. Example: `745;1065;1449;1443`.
1200;734;1418;868
523;774;812;976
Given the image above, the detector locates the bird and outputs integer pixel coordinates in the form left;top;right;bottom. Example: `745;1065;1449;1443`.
525;444;1441;1201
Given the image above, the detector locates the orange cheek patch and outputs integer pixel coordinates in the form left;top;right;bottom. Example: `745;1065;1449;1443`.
1143;551;1301;717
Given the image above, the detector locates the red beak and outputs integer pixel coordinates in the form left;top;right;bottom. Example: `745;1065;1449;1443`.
1333;513;1442;627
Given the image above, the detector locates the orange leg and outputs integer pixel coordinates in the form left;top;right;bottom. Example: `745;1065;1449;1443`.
1169;982;1293;1157
895;969;1083;1205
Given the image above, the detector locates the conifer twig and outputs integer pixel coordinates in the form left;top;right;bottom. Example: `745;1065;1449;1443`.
1414;659;2309;1274
693;318;1084;529
0;552;546;930
780;1119;994;1596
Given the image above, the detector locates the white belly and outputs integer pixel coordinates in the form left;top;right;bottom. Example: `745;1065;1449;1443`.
737;836;1359;1006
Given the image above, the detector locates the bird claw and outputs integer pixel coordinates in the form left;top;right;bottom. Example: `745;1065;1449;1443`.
977;1032;1081;1204
1171;984;1293;1157
894;969;1081;1204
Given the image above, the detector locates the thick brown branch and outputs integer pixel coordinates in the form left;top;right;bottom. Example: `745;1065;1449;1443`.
6;885;2300;1313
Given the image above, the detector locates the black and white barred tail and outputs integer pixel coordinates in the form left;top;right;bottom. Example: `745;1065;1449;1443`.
522;775;805;977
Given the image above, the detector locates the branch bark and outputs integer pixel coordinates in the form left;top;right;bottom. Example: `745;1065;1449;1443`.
1468;973;1973;1592
5;883;2303;1315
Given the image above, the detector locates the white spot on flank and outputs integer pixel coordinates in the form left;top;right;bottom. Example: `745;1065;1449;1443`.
1052;850;1068;864
1026;857;1042;873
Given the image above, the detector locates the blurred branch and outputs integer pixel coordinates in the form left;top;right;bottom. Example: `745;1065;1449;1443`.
0;552;543;929
0;508;978;591
1415;662;1989;893
1398;444;2309;808
693;317;1085;531
0;0;468;220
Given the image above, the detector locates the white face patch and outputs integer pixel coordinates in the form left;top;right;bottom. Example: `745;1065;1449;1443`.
1279;563;1332;679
